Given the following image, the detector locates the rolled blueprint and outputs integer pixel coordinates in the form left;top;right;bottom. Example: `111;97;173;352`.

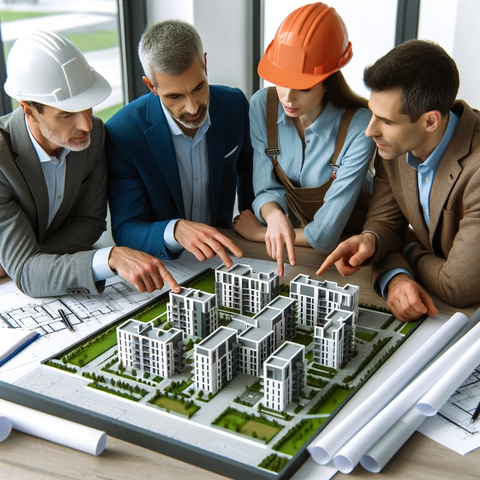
307;311;469;464
360;406;425;473
0;413;12;442
0;399;107;455
417;334;480;416
333;310;480;473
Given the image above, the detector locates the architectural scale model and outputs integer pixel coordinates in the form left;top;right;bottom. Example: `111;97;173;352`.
14;262;416;478
116;264;360;408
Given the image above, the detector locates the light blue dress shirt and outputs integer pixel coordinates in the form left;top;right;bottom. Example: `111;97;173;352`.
250;87;375;253
377;111;460;297
25;118;114;282
160;99;211;254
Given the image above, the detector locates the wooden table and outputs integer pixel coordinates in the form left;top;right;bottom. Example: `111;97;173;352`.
1;229;479;479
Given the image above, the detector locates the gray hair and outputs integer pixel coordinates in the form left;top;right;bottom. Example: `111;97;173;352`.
138;19;204;82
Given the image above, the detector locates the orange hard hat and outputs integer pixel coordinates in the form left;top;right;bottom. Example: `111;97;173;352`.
258;2;353;89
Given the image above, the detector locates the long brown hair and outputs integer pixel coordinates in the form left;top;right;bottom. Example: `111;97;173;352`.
324;71;368;110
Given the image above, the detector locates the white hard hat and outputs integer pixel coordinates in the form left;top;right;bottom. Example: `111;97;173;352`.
4;30;111;112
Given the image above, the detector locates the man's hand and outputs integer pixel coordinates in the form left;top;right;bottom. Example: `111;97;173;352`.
316;233;376;276
174;220;243;267
108;246;181;294
0;264;6;278
233;210;266;243
387;273;438;322
261;203;296;277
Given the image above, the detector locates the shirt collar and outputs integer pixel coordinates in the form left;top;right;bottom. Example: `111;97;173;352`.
278;100;340;141
25;115;69;164
159;97;211;139
407;110;460;171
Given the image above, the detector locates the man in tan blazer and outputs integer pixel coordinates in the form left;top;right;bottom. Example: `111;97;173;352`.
318;40;480;322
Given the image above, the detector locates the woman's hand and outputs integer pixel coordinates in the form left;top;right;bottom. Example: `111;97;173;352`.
233;210;266;243
261;203;296;277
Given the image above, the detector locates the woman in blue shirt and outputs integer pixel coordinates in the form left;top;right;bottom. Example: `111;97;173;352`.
233;3;375;276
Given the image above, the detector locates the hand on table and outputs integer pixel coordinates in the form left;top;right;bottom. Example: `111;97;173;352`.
261;203;296;277
108;246;181;294
232;210;266;243
0;264;6;278
387;273;438;322
316;233;376;276
174;219;243;267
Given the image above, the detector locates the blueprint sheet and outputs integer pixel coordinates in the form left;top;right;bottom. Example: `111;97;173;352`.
418;364;480;455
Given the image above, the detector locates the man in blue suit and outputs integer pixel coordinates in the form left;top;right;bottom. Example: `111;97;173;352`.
106;20;254;266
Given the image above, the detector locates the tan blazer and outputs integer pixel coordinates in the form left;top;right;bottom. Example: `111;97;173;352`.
363;100;480;308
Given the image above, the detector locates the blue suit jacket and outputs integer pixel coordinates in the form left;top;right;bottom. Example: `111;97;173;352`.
106;86;254;259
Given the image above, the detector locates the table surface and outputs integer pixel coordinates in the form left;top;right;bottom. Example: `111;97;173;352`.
1;229;479;480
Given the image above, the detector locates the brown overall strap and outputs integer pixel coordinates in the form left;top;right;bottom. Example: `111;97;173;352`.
266;86;279;165
329;108;356;179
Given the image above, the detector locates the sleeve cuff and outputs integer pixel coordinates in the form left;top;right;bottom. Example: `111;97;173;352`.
92;246;116;282
164;219;184;254
403;242;418;255
377;268;413;298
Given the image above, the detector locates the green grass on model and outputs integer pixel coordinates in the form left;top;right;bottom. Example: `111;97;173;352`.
273;417;326;456
292;332;314;346
311;363;337;374
355;330;378;342
400;321;419;335
215;413;281;442
308;386;355;415
69;330;117;366
134;298;168;322
151;395;200;418
185;271;216;293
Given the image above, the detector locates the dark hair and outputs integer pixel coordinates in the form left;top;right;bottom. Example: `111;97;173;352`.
324;71;368;110
26;101;44;114
363;39;459;122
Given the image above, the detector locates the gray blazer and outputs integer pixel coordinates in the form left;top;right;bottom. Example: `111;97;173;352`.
0;108;108;297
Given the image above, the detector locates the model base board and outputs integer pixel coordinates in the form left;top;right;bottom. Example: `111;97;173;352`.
0;266;422;479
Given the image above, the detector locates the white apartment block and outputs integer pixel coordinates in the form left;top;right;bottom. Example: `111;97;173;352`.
117;320;184;379
263;342;306;412
237;326;274;377
215;264;279;315
167;287;217;338
313;309;354;368
290;275;359;328
194;326;238;395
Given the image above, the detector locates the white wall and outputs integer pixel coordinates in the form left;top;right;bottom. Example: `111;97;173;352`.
146;0;193;24
418;0;480;107
145;0;253;98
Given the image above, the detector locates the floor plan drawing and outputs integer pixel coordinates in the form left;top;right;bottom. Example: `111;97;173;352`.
419;364;480;454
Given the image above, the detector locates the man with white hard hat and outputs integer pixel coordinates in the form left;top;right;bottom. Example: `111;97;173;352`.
0;30;180;297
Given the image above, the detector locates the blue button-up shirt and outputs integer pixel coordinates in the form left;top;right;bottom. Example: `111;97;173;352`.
378;111;460;296
160;99;211;253
250;87;375;253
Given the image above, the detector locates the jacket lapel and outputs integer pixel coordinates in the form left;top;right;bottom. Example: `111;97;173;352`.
144;93;185;218
429;101;474;244
206;94;225;225
9;109;50;240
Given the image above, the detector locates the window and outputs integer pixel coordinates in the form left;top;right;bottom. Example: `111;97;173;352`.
0;0;125;121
